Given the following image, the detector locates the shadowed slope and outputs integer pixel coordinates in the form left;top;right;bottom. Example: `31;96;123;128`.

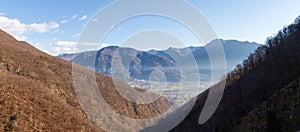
172;16;300;131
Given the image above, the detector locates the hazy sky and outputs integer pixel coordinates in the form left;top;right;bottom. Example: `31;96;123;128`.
0;0;300;55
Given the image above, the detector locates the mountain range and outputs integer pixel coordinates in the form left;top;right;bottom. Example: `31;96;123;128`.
58;40;260;82
1;15;299;132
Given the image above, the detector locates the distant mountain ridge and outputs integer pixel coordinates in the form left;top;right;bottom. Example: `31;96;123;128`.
58;39;260;82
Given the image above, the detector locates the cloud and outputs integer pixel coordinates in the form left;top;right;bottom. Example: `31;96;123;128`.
52;47;79;54
56;41;99;47
27;22;59;33
53;29;64;33
56;41;77;47
79;15;87;21
60;20;68;24
71;15;77;19
0;16;59;40
0;12;5;16
92;19;98;22
73;33;80;38
51;41;116;55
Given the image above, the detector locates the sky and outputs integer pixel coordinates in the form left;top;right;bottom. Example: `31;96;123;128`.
0;0;300;55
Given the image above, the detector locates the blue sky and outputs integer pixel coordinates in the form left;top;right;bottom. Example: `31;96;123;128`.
0;0;300;55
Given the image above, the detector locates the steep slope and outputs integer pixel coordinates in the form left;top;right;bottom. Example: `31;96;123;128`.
234;77;300;131
0;29;102;131
172;16;300;131
0;29;171;131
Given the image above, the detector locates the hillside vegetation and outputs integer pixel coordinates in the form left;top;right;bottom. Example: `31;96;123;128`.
234;77;300;131
172;16;300;131
0;29;170;131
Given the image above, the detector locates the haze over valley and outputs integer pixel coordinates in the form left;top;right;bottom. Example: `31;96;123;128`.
58;39;259;103
1;1;300;131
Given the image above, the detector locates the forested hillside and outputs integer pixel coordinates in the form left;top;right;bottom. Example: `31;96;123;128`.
172;16;300;131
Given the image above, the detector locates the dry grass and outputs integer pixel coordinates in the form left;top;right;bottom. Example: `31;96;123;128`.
0;29;171;131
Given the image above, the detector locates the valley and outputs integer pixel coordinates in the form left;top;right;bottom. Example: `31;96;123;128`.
0;1;299;131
